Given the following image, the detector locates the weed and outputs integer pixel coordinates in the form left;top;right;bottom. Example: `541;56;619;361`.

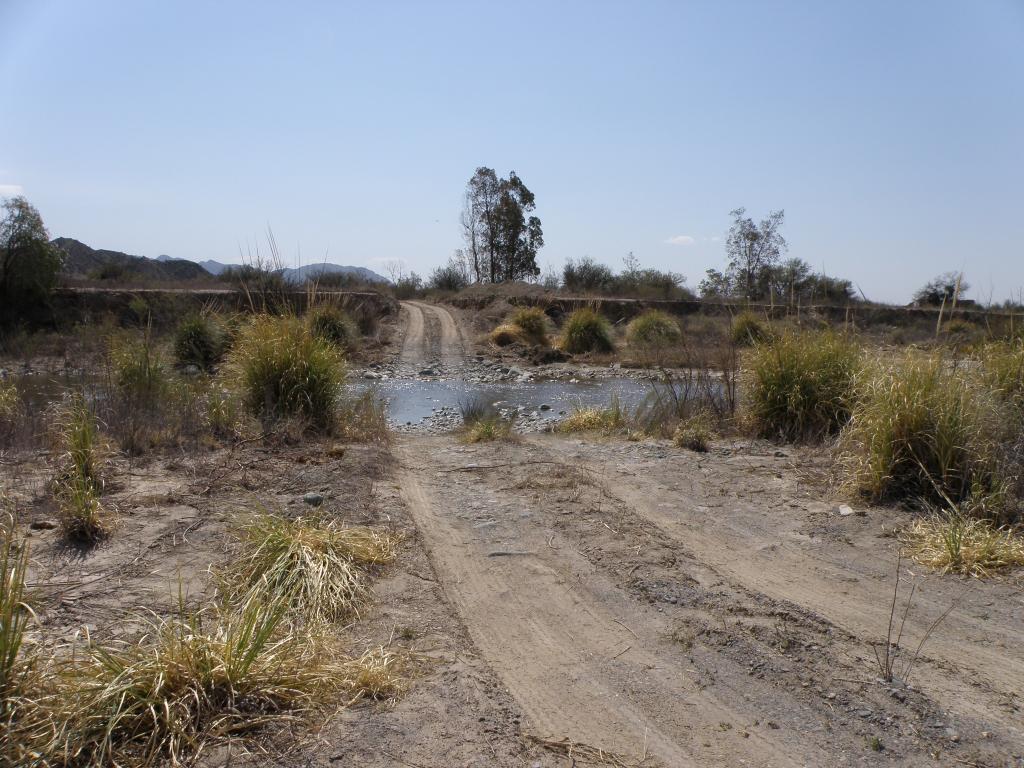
627;310;682;348
840;353;1015;517
221;512;397;624
867;736;883;752
744;331;860;442
308;306;360;351
459;396;513;442
0;379;20;446
730;311;770;346
508;307;550;346
226;315;345;431
558;394;627;434
53;396;109;541
673;414;714;452
335;390;389;443
173;314;225;371
106;336;171;454
560;308;614;354
901;504;1024;576
205;386;246;440
489;324;522;347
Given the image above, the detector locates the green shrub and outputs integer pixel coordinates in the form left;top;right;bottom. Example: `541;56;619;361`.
560;308;614;354
173;314;225;371
744;331;860;442
840;354;1015;518
731;312;769;346
627;310;682;347
226;315;345;430
508;307;549;345
308;306;359;351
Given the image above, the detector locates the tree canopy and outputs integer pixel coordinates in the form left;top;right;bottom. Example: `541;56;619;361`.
0;196;64;324
461;167;543;283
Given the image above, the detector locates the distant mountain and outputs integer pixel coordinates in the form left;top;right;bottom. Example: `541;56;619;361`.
53;238;209;282
52;239;389;285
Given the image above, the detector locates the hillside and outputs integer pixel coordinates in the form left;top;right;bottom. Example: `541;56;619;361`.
53;238;209;282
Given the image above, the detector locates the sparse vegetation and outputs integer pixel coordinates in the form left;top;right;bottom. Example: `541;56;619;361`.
560;307;614;354
0;379;20;445
222;512;397;624
459;397;513;442
730;311;769;346
980;340;1024;413
52;395;109;541
673;414;714;452
558;395;627;434
488;323;522;347
627;310;682;348
226;315;345;431
744;331;860;442
107;336;171;453
901;505;1024;576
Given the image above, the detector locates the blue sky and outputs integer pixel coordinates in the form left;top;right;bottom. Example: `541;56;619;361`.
1;0;1022;303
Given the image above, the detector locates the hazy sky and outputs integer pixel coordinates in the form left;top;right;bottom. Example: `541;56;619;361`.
1;1;1022;303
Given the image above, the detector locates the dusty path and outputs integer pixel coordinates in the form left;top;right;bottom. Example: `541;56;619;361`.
390;300;1023;767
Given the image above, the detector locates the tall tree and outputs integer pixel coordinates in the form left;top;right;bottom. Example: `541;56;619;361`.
725;207;787;301
460;168;543;283
0;196;64;324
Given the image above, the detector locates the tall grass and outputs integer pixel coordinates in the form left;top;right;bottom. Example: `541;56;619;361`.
840;353;1016;518
221;513;397;624
106;337;171;454
308;306;360;351
730;311;770;346
0;379;20;447
626;310;682;348
744;331;860;442
226;315;345;431
558;394;627;434
901;504;1024;576
508;307;549;346
458;396;513;442
980;340;1024;414
53;396;108;541
560;308;614;354
173;314;226;371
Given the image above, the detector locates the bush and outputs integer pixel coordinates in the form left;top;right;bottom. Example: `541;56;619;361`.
839;354;1015;518
627;310;682;347
730;312;769;346
489;324;522;347
509;307;549;345
744;331;860;442
226;315;345;430
173;314;225;371
560;308;614;354
308;306;359;351
563;257;613;293
428;263;469;292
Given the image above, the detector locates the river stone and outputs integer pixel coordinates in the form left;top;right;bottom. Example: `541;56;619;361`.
303;492;324;507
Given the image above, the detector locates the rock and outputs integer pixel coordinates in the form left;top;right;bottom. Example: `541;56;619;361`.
944;728;960;743
363;371;381;379
539;404;552;411
302;492;324;507
29;520;58;530
838;504;855;517
182;364;201;376
418;368;436;376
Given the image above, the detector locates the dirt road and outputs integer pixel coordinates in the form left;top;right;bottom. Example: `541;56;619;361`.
389;301;1023;767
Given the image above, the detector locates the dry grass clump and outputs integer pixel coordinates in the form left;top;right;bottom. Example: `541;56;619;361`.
840;354;1015;518
488;323;522;347
173;313;226;372
52;396;109;541
308;306;360;351
48;596;352;767
730;311;770;346
0;379;21;445
744;331;860;442
673;414;714;452
458;397;513;443
335;390;389;443
980;340;1024;413
106;337;172;454
627;310;682;348
508;307;550;346
226;315;345;431
558;395;627;434
560;308;614;354
901;506;1024;576
221;512;397;625
339;646;409;705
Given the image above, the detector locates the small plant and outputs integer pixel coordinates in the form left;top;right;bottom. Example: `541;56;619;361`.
901;504;1024;576
508;307;550;346
744;331;860;442
53;396;108;541
0;380;20;446
335;390;389;443
558;395;627;434
206;386;245;440
226;315;346;431
221;512;397;624
730;311;770;346
560;308;614;354
867;736;883;752
840;353;1013;517
308;306;360;351
673;414;714;452
173;313;225;371
459;397;513;443
627;310;682;348
107;337;171;453
489;324;522;347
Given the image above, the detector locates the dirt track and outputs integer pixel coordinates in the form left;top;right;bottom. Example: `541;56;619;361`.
389;301;1023;767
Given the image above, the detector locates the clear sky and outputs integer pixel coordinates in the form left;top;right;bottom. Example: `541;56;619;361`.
1;1;1022;303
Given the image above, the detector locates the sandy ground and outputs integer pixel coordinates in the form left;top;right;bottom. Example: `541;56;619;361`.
5;300;1023;766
